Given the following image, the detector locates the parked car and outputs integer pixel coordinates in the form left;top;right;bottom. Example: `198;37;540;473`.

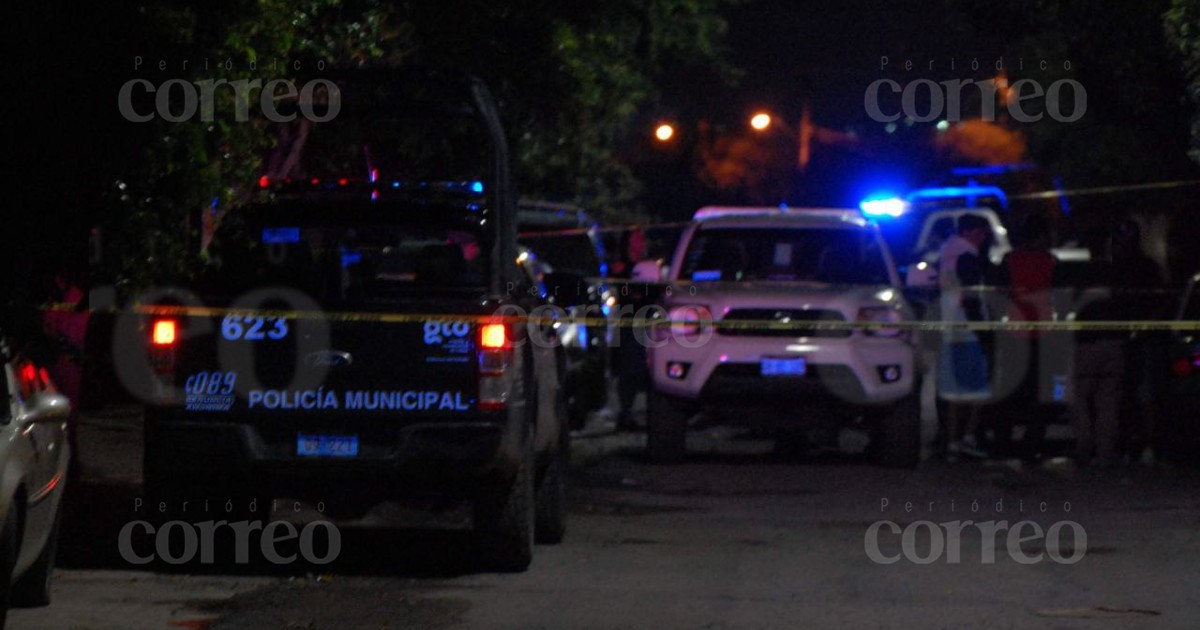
646;207;920;466
0;336;70;625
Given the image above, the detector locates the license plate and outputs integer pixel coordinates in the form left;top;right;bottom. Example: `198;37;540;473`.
761;357;806;377
297;434;359;458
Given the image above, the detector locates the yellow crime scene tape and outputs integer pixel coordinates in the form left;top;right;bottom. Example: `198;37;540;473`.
43;303;1199;333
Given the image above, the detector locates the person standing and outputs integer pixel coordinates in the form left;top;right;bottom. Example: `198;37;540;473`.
1109;219;1167;466
937;214;993;460
1070;250;1126;469
615;226;651;430
42;270;89;478
995;215;1058;461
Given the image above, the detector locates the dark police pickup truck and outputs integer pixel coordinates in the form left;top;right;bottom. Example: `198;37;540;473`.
137;73;566;572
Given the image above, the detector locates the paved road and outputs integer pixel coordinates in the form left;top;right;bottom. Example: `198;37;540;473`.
8;414;1200;629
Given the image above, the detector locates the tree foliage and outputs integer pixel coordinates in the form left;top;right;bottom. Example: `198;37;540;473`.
102;0;410;294
942;0;1196;185
98;0;734;293
1165;0;1200;164
398;0;735;222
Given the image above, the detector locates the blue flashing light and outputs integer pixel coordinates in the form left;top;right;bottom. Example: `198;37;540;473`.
949;163;1033;177
391;181;401;188
470;181;484;194
905;185;1009;210
859;194;908;218
263;227;300;244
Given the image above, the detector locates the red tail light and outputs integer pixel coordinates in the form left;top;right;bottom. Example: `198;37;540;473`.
478;323;512;411
18;363;40;398
1173;358;1194;377
39;368;56;393
152;320;177;346
480;324;507;350
148;318;178;378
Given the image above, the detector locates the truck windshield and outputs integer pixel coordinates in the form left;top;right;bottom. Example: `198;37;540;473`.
680;227;892;285
203;212;488;306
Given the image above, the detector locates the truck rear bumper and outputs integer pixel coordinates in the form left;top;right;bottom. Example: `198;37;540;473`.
144;410;522;507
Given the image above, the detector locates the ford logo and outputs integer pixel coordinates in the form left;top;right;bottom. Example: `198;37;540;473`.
304;350;353;368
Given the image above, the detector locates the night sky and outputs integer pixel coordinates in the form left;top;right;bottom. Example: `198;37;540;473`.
5;1;1197;284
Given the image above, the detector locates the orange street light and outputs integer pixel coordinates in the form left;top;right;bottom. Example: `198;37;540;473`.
750;112;772;131
654;123;675;142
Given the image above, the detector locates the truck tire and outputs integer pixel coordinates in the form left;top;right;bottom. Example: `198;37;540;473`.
474;439;535;572
875;395;921;468
647;390;688;464
10;505;60;608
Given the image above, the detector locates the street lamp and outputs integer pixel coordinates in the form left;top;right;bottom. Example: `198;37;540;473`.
654;123;675;142
747;104;849;173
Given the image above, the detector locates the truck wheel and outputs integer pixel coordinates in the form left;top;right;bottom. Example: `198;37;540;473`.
474;440;535;572
10;505;60;608
535;414;569;545
875;395;921;468
647;390;688;464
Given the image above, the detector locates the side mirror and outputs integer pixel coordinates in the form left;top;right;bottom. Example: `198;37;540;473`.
21;391;71;424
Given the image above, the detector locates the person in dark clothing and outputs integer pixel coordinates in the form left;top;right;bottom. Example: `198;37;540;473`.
43;271;89;480
1068;222;1162;469
993;215;1058;461
1109;219;1168;465
1070;255;1129;468
614;226;651;430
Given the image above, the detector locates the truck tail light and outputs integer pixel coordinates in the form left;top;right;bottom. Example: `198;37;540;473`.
152;320;177;346
478;323;512;411
480;324;507;350
148;318;178;376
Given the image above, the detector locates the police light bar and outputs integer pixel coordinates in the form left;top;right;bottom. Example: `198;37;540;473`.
948;163;1034;177
694;206;866;223
693;206;784;220
859;195;908;218
905;185;1009;210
